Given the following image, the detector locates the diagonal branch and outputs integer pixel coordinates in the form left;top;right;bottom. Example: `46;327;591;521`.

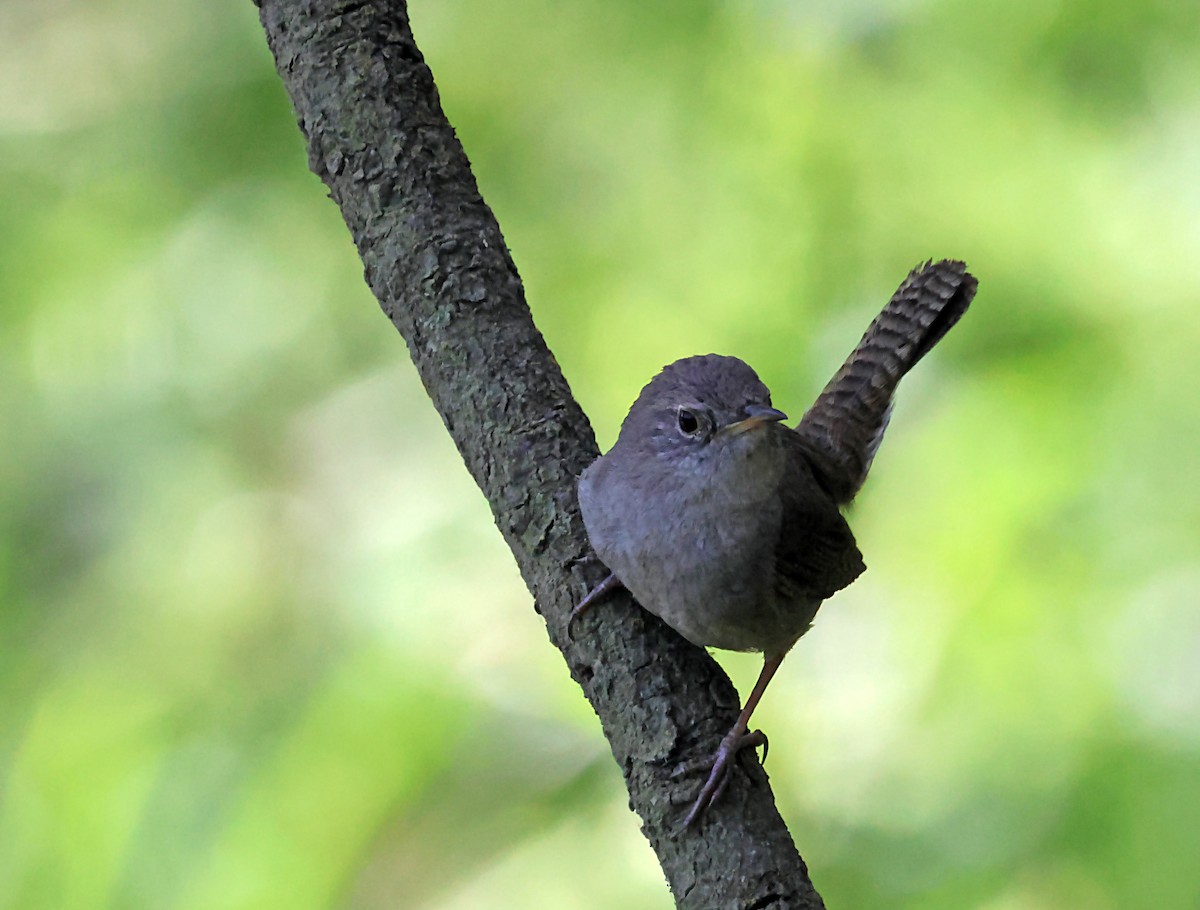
255;1;825;906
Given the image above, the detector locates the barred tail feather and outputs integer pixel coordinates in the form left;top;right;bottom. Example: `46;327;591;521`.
795;259;977;504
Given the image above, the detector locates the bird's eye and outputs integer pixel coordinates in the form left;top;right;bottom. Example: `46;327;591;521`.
677;408;700;435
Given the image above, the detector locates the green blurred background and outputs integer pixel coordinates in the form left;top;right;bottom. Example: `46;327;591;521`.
3;0;1199;907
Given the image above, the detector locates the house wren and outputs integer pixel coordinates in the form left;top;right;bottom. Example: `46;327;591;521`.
575;259;977;826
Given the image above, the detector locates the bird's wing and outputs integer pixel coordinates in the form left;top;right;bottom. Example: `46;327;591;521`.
795;259;977;504
773;432;866;603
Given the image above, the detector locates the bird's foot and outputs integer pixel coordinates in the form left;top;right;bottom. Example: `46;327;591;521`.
681;726;768;829
567;572;624;640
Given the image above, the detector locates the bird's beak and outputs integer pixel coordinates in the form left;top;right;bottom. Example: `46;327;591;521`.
718;405;788;437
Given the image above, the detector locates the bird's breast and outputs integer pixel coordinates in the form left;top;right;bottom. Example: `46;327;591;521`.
579;432;815;653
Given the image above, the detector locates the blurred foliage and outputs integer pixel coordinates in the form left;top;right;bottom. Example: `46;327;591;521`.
2;0;1199;908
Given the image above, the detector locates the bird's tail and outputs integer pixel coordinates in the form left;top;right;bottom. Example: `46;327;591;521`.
795;259;977;504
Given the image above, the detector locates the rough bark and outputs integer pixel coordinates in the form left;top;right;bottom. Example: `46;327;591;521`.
255;1;825;906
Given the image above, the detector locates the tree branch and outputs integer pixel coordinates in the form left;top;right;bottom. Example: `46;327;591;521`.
255;1;825;906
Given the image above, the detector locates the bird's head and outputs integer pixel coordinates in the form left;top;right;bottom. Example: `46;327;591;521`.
615;354;788;464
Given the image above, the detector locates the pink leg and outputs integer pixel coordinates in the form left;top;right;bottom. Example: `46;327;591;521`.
683;649;789;828
567;572;624;639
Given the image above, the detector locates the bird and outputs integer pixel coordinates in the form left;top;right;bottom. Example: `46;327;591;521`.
573;259;977;827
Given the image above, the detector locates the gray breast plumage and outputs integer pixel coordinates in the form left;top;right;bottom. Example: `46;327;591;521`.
579;422;819;652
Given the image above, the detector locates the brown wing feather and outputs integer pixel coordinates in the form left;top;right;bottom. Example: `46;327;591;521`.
774;431;866;603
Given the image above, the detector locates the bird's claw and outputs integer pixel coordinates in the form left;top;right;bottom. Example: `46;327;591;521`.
680;727;769;829
567;571;624;640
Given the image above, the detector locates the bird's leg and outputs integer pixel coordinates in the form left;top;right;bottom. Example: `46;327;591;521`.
567;571;624;639
683;649;789;828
